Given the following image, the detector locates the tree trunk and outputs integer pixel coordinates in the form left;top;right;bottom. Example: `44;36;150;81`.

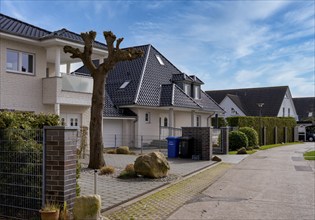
88;73;106;169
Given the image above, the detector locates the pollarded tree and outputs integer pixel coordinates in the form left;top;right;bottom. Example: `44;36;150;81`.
64;31;143;169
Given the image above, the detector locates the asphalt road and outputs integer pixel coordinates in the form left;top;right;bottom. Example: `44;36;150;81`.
168;143;315;220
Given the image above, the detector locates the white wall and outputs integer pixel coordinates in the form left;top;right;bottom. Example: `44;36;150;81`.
277;90;298;120
220;97;246;118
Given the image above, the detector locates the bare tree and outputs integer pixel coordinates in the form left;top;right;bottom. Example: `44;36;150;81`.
64;31;143;169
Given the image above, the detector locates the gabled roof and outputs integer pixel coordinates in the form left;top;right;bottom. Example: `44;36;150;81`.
75;44;223;117
206;86;290;116
0;13;106;49
293;97;315;120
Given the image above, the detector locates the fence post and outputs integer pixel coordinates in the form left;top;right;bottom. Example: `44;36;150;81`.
141;135;143;154
42;129;46;208
284;127;288;143
44;126;77;210
274;127;278;144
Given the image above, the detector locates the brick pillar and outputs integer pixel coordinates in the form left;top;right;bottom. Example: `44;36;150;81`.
293;126;298;142
44;126;78;209
220;127;229;154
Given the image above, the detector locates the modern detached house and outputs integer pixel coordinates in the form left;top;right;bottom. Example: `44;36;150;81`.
206;86;298;120
0;13;107;129
76;44;224;148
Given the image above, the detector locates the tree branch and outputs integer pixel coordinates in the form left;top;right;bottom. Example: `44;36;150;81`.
116;38;124;50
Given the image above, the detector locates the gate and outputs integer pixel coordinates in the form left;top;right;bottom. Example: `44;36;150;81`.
0;129;44;219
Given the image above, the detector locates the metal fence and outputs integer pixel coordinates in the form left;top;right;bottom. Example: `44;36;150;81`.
0;129;44;220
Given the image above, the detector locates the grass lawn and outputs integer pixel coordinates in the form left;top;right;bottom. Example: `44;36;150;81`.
304;151;315;160
259;142;300;150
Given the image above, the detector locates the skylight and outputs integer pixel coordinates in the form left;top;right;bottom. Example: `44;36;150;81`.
119;80;130;89
156;55;165;65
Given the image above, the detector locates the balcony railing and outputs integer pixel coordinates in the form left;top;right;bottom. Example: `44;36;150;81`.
62;72;93;93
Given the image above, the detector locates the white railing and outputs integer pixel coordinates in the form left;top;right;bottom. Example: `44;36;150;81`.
61;72;93;93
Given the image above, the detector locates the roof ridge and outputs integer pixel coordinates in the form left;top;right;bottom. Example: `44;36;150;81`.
207;85;289;92
134;44;151;104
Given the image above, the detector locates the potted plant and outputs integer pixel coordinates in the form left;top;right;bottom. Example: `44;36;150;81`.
39;201;60;220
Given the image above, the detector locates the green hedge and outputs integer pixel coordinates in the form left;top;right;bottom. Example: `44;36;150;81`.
211;117;227;128
239;127;258;147
229;130;248;151
226;116;296;145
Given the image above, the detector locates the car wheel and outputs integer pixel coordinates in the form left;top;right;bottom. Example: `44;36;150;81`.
309;137;314;142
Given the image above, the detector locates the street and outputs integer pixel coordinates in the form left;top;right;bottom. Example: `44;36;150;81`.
169;143;315;220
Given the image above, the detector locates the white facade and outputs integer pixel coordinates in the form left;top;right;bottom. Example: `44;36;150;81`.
0;30;107;131
277;89;298;120
220;96;246;118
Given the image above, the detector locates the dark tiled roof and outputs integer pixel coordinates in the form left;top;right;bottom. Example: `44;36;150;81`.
189;75;204;85
104;91;136;117
226;94;248;115
206;86;289;116
0;13;106;49
172;73;194;82
293;97;315;121
75;44;223;116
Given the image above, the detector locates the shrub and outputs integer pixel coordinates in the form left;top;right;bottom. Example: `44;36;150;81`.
239;127;258;148
116;146;130;154
118;164;137;179
99;166;115;175
237;147;247;154
106;149;117;154
229;130;248;151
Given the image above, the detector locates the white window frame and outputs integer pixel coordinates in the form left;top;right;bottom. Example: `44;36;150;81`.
145;112;151;123
196;115;201;127
6;49;35;75
194;85;201;99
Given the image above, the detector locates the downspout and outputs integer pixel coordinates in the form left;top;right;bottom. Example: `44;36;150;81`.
207;112;216;127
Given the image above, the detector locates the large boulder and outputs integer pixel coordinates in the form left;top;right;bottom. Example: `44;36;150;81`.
73;195;101;220
134;152;170;178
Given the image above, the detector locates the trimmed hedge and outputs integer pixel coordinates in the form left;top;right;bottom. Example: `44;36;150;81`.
211;117;227;128
229;130;248;151
239;127;258;147
226;116;296;145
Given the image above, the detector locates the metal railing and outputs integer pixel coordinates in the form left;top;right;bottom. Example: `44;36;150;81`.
0;129;44;220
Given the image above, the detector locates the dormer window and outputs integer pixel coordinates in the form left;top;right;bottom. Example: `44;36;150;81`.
156;55;165;65
183;83;191;96
193;85;201;99
119;80;130;89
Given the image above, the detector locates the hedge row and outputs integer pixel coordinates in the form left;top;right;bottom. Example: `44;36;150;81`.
226;116;296;145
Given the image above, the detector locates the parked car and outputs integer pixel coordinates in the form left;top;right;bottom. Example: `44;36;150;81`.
306;132;315;141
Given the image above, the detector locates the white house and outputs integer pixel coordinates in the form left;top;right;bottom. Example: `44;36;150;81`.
0;13;107;130
75;44;224;148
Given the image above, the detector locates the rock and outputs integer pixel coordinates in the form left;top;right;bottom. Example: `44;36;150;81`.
73;195;101;220
134;152;170;178
237;147;247;154
212;155;222;162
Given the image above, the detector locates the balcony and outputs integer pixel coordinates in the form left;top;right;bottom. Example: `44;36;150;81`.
43;73;93;106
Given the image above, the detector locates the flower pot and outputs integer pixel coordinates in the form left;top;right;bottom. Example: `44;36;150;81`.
39;209;60;220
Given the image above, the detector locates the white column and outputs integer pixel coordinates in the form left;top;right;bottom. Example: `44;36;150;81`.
54;103;60;116
55;47;61;77
168;108;174;136
66;62;71;74
191;110;195;127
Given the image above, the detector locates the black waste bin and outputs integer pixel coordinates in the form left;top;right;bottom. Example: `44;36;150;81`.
179;136;193;158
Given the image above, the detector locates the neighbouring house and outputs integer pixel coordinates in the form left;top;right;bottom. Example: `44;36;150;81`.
293;97;315;122
0;13;107;130
293;97;315;140
206;86;298;120
75;44;224;148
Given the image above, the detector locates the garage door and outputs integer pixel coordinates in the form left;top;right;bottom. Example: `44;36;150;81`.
103;119;123;148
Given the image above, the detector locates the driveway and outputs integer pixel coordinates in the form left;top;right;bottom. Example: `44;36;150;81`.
169;143;315;220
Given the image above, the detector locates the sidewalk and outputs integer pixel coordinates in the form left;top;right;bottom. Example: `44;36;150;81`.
79;153;247;211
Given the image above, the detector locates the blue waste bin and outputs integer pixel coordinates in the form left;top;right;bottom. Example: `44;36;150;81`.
166;136;180;158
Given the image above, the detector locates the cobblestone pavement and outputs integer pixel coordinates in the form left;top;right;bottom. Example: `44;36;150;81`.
79;153;219;210
103;163;232;220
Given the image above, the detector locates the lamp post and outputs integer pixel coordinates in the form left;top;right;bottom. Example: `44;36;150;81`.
257;103;264;145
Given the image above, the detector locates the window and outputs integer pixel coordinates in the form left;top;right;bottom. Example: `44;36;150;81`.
196;115;201;127
283;107;285;117
164;117;168;126
6;49;34;74
156;55;165;65
183;83;191;96
288;108;290;117
145;112;151;123
119;80;130;89
193;85;201;99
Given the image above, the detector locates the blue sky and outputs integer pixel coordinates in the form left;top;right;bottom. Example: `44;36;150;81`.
1;0;314;97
